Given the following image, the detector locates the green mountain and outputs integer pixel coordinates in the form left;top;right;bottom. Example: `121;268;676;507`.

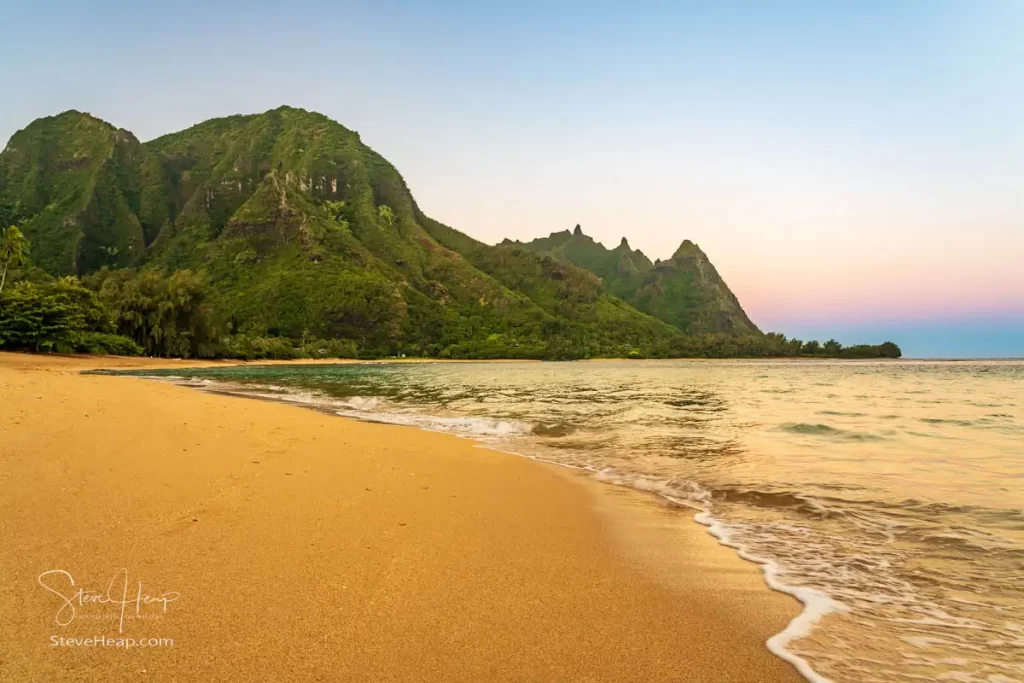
0;107;686;358
513;226;760;335
0;112;161;275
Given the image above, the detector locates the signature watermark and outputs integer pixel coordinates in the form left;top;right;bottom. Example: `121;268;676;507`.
37;568;180;634
50;634;174;649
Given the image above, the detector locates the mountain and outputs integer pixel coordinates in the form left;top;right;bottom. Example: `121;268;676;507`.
0;107;686;358
0;112;163;275
514;226;759;335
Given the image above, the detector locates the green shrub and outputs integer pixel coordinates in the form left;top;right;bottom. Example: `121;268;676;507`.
300;337;358;359
0;278;113;352
217;334;301;360
75;331;143;356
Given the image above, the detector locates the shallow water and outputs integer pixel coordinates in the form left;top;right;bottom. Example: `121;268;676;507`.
120;360;1024;682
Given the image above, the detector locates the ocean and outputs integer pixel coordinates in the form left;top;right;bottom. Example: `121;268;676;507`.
118;359;1024;683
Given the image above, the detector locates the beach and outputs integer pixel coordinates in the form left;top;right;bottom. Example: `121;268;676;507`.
0;352;802;682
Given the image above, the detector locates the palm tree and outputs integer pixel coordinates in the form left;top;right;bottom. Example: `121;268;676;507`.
0;225;29;294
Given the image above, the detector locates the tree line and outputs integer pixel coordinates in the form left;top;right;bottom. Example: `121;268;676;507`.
0;225;901;360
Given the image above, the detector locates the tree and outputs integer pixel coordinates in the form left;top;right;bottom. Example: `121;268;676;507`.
801;340;822;355
823;339;843;356
88;268;215;357
0;278;112;352
0;226;29;294
0;201;21;230
878;341;902;358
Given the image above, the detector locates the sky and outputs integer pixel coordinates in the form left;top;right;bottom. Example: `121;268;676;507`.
1;0;1021;357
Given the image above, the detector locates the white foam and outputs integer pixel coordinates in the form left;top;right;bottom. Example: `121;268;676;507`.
338;396;382;411
593;469;711;508
334;408;532;438
692;509;845;683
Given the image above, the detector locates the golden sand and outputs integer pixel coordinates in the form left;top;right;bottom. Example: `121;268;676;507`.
0;352;801;682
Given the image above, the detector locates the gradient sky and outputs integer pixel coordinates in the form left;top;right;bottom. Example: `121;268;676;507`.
2;0;1021;357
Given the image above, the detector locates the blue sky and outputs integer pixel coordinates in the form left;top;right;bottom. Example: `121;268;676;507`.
1;0;1021;357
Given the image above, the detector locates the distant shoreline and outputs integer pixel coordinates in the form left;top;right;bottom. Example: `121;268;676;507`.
0;349;935;366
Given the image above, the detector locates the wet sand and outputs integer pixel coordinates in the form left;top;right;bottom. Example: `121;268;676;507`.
0;352;802;682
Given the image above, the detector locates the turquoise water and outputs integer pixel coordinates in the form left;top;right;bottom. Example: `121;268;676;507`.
116;360;1024;682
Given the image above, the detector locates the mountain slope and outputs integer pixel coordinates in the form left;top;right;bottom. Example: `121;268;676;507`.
0;111;162;274
516;226;760;335
0;107;683;357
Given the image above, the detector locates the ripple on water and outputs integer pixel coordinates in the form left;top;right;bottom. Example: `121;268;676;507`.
779;423;886;441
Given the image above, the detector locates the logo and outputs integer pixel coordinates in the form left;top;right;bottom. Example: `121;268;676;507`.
37;568;180;633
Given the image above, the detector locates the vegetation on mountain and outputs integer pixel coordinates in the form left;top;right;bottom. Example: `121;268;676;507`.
514;227;760;335
0;112;153;275
0;107;901;360
1;225;29;293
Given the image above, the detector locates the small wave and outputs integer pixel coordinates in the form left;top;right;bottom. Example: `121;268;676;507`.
782;423;842;435
531;422;577;437
177;377;218;388
715;489;842;518
818;410;868;417
904;430;955;440
334;409;532;438
338;396;383;411
920;418;976;427
592;469;711;507
693;511;844;683
780;423;884;441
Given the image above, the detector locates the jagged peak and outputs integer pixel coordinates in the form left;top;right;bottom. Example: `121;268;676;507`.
671;239;704;260
573;224;583;237
617;237;630;250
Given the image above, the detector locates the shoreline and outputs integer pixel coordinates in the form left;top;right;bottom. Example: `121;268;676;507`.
0;349;915;369
1;352;803;682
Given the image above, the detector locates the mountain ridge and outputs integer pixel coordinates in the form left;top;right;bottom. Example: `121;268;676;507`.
2;106;704;358
0;106;904;360
511;226;759;335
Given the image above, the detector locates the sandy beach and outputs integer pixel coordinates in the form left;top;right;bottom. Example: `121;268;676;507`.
0;352;802;682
